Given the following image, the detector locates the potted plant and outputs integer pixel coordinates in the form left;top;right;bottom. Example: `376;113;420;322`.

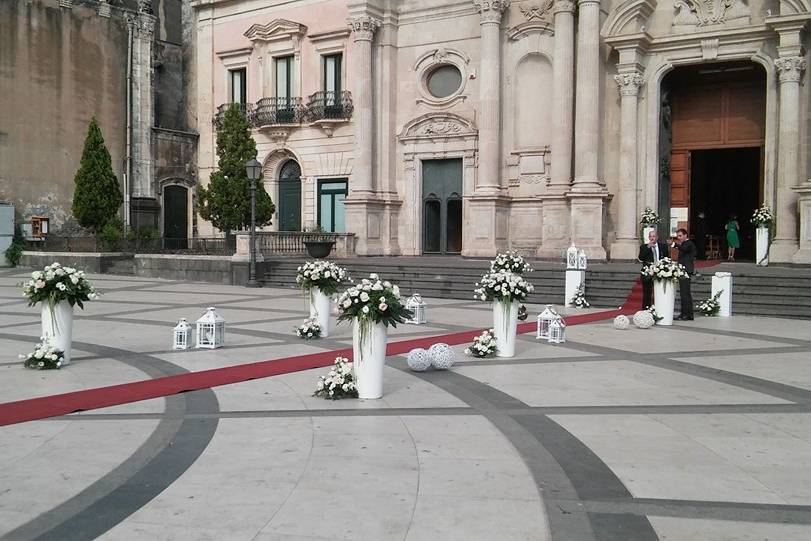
336;273;412;399
302;225;335;258
296;260;350;337
640;257;688;326
751;205;773;267
474;270;534;358
22;262;98;365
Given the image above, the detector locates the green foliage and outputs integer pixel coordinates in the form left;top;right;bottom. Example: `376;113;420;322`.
4;236;24;267
197;105;275;233
72;118;124;232
98;216;125;251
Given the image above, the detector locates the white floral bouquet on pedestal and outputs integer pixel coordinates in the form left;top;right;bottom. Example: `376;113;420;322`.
294;318;322;339
21;337;65;370
313;357;358;399
640;207;662;226
22;262;98;309
698;290;723;316
296;260;351;295
336;274;412;327
572;284;590;308
474;271;534;303
489;251;532;274
465;329;498;358
641;257;688;282
751;205;774;228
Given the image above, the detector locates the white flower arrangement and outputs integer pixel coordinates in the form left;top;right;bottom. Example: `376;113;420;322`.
640;207;662;226
336;273;411;327
20;337;65;370
313;357;358;399
751;205;774;228
294;318;322;339
647;306;663;323
464;329;498;358
698;290;723;316
22;262;98;308
571;284;590;308
489;251;532;274
474;271;534;304
641;257;689;282
295;260;351;296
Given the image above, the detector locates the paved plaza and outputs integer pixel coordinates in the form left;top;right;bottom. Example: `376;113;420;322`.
2;268;811;540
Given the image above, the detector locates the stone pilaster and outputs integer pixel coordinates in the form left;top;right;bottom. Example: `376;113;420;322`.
537;0;575;259
772;55;806;261
610;70;644;260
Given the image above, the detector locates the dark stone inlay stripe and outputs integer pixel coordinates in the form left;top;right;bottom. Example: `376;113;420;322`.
589;512;659;541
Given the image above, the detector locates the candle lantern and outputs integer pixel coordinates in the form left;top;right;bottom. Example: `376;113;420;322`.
196;306;225;349
172;318;192;350
548;316;567;344
566;243;578;269
406;294;427;325
577;249;588;270
536;304;559;340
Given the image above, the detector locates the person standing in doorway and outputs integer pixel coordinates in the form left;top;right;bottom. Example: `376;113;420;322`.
638;230;669;309
672;228;695;320
726;213;740;261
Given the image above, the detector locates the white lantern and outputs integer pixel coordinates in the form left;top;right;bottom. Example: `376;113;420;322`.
172;318;192;350
566;243;578;269
577;249;588;270
536;304;559;340
548;316;567;344
196;306;225;349
406;294;427;325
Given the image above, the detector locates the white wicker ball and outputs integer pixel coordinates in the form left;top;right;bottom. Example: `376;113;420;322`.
613;315;630;330
406;348;432;372
429;343;455;370
632;310;655;329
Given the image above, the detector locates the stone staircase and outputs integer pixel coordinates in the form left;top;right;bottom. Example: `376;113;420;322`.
263;257;811;319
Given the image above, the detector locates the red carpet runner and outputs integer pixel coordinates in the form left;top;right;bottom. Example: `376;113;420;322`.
0;285;650;426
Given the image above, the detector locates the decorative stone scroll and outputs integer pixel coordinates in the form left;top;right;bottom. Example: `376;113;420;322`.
520;0;554;20
775;56;807;83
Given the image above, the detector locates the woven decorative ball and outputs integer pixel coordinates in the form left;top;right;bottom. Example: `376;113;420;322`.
632;310;655;329
613;315;630;330
406;348;432;372
429;343;455;370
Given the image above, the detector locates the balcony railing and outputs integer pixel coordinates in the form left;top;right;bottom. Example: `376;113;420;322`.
213;102;255;129
254;97;306;126
306;91;354;121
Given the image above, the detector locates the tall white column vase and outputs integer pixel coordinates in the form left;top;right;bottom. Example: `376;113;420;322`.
565;269;585;307
352;320;388;399
309;287;332;337
492;300;519;358
653;281;675;326
41;302;74;365
711;272;733;317
756;227;769;266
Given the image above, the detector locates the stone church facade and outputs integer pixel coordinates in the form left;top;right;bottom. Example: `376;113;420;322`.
192;0;811;262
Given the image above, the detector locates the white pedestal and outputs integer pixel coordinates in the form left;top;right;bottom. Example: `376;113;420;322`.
492;300;518;358
309;287;332;337
653;281;675;326
565;269;585;307
41;301;73;365
756;227;769;266
352;320;388;399
711;272;733;317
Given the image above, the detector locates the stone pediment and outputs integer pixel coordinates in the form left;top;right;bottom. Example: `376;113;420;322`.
397;113;477;142
602;0;657;37
244;19;307;42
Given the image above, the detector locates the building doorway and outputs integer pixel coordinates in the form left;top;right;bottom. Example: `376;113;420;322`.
422;159;463;254
662;61;765;260
163;184;188;249
278;160;301;231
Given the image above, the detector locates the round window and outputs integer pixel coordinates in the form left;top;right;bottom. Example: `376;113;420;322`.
426;65;463;99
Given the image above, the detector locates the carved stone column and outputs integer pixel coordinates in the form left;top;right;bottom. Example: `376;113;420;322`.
473;0;510;193
610;71;644;260
537;0;576;259
772;55;806;261
347;15;379;196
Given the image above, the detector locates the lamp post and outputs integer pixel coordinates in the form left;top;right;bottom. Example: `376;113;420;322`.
245;158;262;288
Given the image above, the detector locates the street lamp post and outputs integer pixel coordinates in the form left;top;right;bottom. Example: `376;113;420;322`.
245;158;262;288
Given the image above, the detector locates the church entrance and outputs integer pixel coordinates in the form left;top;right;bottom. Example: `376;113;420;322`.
662;61;765;260
422;159;463;254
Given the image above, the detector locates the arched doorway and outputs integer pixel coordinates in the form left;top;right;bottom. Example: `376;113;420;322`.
422;159;463;254
661;61;766;260
278;160;301;231
163;184;188;249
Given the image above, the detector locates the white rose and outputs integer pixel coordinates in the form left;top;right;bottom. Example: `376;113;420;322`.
343;300;352;308
360;292;370;302
362;305;370;314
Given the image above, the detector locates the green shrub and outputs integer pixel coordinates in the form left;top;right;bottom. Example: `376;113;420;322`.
4;237;24;266
98;217;125;251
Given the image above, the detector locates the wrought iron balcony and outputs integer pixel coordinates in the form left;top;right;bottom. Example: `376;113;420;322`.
213;102;255;129
306;91;354;121
253;97;306;127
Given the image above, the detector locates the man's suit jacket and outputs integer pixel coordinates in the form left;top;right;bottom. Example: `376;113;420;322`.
675;239;696;274
638;242;669;269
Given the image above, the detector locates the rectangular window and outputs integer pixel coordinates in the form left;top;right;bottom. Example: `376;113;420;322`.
318;179;348;233
323;54;342;100
275;56;293;105
229;68;246;105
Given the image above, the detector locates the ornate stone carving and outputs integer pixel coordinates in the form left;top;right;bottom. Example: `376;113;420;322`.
127;13;156;38
521;0;554;20
473;0;511;23
614;72;644;96
347;15;381;41
398;112;478;142
552;0;577;14
775;56;807;83
672;0;750;29
419;122;464;136
244;19;307;42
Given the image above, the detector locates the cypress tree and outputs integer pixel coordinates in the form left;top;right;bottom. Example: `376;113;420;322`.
71;118;124;232
197;105;275;234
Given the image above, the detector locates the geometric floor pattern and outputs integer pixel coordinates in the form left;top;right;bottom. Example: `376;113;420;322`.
2;268;811;540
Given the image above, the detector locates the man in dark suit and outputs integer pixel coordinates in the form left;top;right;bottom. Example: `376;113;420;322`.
673;227;696;320
638;230;669;309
